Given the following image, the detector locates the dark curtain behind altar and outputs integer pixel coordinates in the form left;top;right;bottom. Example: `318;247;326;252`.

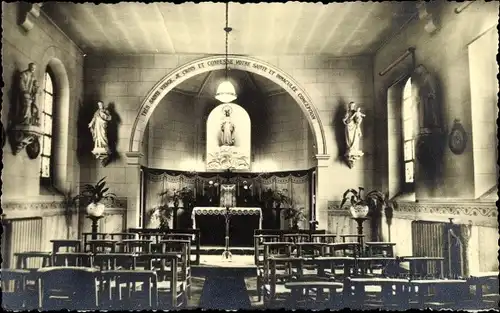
142;167;312;247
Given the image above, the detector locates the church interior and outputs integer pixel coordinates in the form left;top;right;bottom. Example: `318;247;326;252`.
1;1;498;311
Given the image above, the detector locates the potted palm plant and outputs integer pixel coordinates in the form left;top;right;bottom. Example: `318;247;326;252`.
340;187;398;241
262;189;293;229
74;177;117;217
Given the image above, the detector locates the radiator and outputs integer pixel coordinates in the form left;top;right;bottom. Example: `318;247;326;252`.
411;220;445;275
2;217;43;268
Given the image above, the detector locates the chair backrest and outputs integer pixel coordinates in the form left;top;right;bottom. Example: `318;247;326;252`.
311;234;337;244
282;233;310;243
50;240;82;254
254;235;280;265
108;233;138;241
93;253;137;270
53;252;93;267
82;233;108;251
37;267;100;310
295;242;327;258
122;239;152;254
365;242;396;257
329;242;361;257
87;240;117;253
15;252;52;269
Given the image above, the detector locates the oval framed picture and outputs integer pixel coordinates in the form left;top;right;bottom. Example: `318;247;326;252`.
26;137;41;159
449;119;467;155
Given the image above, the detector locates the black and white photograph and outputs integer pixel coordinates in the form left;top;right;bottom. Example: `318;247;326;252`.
1;1;498;311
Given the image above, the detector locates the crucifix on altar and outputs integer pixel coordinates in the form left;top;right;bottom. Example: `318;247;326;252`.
220;178;236;261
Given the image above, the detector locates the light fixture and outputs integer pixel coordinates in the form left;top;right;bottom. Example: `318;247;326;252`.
215;3;237;103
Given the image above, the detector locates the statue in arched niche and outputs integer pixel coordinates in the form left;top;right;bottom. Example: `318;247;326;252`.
220;105;235;146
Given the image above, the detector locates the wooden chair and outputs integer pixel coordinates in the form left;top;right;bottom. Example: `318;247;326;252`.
304;256;356;281
160;239;192;299
263;256;305;308
409;278;469;310
258;242;295;301
468;273;500;309
139;253;187;309
344;277;411;310
82;232;108;251
254;234;280;266
167;229;201;265
14;251;52;309
108;233;138;252
37;267;100;311
1;269;30;310
100;270;158;310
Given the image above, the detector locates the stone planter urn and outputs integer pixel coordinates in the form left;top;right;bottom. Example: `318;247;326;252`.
350;204;369;219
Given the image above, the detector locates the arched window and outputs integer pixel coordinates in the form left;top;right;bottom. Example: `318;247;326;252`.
40;70;54;182
402;78;415;189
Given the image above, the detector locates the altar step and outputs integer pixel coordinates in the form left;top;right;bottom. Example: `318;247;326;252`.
199;246;254;256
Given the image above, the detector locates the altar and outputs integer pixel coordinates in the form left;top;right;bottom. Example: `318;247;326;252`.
192;207;262;247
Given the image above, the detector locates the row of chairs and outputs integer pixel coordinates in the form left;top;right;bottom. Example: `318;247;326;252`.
256;241;498;310
3;252;186;310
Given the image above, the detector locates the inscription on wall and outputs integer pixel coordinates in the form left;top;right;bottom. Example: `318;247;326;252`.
141;59;317;121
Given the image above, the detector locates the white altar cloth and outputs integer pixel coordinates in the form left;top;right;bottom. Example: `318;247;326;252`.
191;207;262;230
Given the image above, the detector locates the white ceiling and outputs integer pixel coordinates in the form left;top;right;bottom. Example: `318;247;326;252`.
42;2;418;56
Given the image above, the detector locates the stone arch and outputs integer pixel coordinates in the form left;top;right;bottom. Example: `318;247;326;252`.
128;55;328;158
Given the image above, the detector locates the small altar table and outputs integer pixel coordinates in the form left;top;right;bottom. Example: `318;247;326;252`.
191;207;262;230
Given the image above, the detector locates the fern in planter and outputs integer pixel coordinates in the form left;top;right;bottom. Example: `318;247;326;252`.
148;187;195;231
284;206;306;230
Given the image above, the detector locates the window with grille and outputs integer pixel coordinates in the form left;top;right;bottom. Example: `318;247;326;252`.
40;71;54;182
402;78;415;188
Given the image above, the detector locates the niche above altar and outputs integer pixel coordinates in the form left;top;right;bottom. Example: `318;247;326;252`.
206;103;251;171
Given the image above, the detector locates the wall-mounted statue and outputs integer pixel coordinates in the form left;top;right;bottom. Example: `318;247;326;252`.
9;63;43;155
89;100;112;166
220;105;235;146
343;101;365;168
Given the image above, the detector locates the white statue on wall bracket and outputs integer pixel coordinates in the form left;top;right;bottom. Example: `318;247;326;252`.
89;100;112;166
343;101;365;169
206;103;251;170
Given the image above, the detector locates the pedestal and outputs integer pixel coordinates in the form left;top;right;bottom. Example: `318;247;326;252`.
87;215;104;240
352;217;368;254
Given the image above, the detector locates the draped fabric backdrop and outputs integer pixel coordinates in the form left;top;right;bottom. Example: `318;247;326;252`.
142;167;312;230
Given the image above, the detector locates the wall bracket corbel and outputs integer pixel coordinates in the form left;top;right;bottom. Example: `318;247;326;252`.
416;2;439;34
19;3;44;32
